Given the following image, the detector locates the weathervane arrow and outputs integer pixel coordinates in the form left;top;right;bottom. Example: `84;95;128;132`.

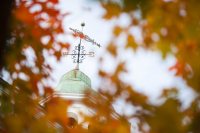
69;24;101;48
63;23;100;70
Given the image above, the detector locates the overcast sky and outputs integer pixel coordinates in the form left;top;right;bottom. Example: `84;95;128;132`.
47;0;196;108
0;0;196;132
1;0;195;119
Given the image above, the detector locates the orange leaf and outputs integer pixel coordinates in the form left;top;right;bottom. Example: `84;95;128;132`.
169;61;185;76
15;5;34;24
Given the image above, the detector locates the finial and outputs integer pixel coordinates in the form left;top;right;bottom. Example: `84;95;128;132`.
81;22;85;27
63;23;100;70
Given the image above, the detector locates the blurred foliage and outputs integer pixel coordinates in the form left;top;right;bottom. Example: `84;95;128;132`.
0;0;200;133
100;0;200;132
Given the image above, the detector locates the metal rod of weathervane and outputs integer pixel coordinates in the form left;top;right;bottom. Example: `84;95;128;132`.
76;23;85;70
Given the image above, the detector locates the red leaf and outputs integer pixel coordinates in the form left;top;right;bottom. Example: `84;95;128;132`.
169;61;185;76
15;5;34;24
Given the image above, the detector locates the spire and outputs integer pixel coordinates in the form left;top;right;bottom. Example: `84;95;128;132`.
63;23;100;70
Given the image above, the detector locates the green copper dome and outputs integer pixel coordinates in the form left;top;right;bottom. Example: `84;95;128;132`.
56;69;91;94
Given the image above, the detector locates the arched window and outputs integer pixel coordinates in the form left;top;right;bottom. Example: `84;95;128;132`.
67;112;78;128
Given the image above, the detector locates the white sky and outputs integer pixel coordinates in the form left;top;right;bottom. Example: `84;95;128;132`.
1;0;196;125
50;0;196;107
0;0;196;132
53;1;196;131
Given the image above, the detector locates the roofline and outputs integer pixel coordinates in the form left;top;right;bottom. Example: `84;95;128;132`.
39;92;86;105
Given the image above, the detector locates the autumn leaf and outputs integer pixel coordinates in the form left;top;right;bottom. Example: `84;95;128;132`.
169;60;186;76
15;4;34;24
113;26;123;36
107;43;117;57
102;2;121;19
126;34;137;50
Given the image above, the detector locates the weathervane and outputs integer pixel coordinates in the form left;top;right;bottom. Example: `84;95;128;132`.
63;23;101;70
